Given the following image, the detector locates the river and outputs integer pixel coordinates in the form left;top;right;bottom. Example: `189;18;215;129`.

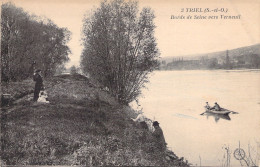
132;70;260;166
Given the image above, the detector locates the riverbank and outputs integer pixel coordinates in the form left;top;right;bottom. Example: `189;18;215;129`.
1;74;189;166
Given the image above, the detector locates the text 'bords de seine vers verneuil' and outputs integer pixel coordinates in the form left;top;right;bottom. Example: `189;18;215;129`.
171;8;241;20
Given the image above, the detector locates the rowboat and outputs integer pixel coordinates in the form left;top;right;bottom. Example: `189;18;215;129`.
205;108;233;115
201;111;231;122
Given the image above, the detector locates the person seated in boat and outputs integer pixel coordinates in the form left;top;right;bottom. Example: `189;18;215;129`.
210;102;221;111
205;102;211;110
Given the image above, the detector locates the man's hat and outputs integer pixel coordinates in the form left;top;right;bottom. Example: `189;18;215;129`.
153;121;159;126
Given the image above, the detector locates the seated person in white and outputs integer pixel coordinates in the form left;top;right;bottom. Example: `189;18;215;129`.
37;91;50;103
132;112;154;132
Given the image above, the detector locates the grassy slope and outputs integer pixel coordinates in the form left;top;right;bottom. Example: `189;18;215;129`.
1;74;189;166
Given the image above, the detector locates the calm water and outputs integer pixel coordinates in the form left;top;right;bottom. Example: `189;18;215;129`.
133;70;260;166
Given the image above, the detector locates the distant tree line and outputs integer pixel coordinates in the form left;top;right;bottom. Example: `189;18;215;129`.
160;53;260;70
70;65;81;75
81;0;159;104
1;3;71;82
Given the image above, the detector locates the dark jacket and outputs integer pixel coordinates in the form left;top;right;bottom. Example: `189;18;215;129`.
153;126;167;151
33;73;43;90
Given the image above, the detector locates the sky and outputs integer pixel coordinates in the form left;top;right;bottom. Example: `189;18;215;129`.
3;0;260;68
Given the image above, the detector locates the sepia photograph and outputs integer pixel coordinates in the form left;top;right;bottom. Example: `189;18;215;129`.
1;0;260;166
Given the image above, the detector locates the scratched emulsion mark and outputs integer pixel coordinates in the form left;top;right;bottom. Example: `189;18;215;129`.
173;113;198;120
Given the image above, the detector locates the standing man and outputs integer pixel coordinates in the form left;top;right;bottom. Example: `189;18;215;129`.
33;69;44;102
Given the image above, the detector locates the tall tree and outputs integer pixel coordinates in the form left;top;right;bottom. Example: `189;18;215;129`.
1;3;71;81
81;0;159;104
225;50;232;69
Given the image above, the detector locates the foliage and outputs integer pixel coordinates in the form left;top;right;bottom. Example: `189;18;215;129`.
1;2;71;81
1;79;34;103
249;54;260;68
80;0;160;104
55;64;67;75
207;58;218;69
70;65;78;75
159;44;260;70
1;74;189;166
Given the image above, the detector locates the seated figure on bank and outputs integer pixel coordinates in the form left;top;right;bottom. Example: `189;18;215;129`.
132;111;154;132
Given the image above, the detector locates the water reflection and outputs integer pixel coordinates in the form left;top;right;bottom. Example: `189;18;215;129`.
200;111;231;123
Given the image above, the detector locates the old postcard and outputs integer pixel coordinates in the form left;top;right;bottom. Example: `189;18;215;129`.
1;0;260;166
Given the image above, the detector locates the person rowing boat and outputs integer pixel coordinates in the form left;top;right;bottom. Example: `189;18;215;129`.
202;102;238;115
204;102;211;110
210;102;221;111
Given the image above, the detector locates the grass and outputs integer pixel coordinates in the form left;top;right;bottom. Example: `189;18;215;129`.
1;79;35;106
1;74;190;166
